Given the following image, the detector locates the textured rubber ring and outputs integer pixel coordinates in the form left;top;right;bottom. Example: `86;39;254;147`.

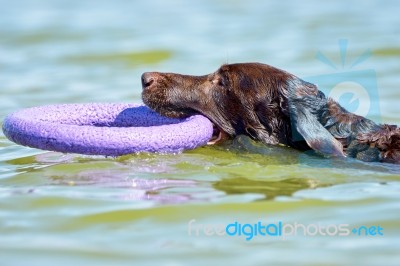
2;103;213;156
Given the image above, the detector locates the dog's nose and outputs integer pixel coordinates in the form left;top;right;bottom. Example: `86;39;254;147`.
141;72;156;89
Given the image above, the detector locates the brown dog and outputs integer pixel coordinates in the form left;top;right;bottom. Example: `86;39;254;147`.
141;63;400;164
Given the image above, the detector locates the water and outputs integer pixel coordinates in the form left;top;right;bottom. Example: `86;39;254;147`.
1;0;400;265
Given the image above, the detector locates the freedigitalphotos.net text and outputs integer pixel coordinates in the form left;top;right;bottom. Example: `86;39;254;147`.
187;219;384;241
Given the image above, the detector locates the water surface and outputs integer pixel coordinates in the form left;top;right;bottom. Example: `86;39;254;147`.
1;0;400;265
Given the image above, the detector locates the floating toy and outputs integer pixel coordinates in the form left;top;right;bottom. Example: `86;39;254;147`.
2;103;213;156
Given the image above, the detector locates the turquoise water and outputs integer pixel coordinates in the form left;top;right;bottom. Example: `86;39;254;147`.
1;1;400;265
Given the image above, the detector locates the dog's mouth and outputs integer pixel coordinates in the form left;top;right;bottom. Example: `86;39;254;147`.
207;124;230;145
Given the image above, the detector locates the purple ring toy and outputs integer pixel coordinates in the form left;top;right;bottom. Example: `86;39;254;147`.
2;103;213;156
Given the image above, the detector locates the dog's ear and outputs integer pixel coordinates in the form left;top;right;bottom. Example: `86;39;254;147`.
287;80;345;157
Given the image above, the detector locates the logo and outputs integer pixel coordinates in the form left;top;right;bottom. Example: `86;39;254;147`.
187;219;384;241
305;39;379;120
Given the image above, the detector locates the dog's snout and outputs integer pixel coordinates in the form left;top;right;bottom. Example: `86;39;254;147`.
141;72;156;88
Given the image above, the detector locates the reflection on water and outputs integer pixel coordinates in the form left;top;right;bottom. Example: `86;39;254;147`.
63;49;172;67
213;177;321;200
1;0;400;265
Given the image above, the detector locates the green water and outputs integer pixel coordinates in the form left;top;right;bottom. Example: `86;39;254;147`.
1;1;400;265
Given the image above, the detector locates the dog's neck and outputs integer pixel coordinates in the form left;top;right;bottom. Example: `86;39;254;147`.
319;99;400;163
320;99;379;138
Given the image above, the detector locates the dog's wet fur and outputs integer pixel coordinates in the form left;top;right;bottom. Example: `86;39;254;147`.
142;63;400;164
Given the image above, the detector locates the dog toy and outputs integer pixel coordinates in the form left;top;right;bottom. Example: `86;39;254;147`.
2;103;213;156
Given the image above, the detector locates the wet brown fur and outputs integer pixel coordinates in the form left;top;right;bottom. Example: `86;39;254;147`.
141;63;400;164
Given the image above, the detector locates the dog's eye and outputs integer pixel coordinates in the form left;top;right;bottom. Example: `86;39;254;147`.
212;77;225;87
